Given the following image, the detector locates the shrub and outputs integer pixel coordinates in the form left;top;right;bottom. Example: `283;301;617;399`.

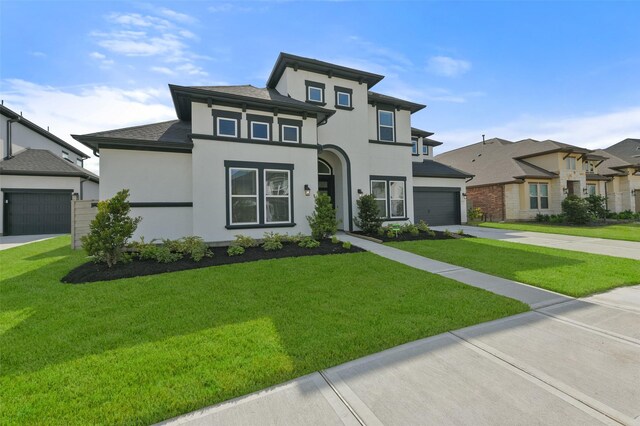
561;195;592;225
549;214;565;224
331;235;340;244
177;236;211;262
457;229;465;235
262;232;284;251
307;193;338;240
233;234;258;248
468;207;484;221
443;229;452;237
298;236;321;248
342;241;352;250
417;220;430;232
376;227;386;237
617;210;635;220
81;189;142;268
386;230;396;238
535;213;550;222
146;245;183;263
401;223;419;236
284;233;306;244
428;230;436;237
354;194;383;235
585;194;607;220
227;245;245;256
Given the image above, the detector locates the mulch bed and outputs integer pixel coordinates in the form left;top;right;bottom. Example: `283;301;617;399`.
62;240;364;284
354;229;474;243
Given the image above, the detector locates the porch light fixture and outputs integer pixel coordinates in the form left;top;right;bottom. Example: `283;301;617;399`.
357;189;364;197
462;193;467;198
562;187;568;195
582;187;588;196
304;184;311;196
632;189;637;196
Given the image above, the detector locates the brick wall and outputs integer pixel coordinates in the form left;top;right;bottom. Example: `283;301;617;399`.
467;184;505;221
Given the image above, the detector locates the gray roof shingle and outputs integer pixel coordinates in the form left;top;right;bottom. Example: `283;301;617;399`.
412;159;473;179
368;91;426;113
605;138;640;165
80;120;191;143
0;149;99;182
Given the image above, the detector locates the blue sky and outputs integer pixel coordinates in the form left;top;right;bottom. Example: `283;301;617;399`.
2;1;639;172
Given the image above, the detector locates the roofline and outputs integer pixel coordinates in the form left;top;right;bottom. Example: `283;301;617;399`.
1;105;89;159
72;134;193;154
169;84;336;122
368;92;426;113
412;160;474;179
422;137;443;147
266;52;385;89
515;159;559;177
411;127;435;138
0;169;99;183
513;147;591;160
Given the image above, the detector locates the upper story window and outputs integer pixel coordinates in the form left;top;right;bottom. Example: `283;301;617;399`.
62;151;70;161
76;158;83;167
305;80;326;105
583;161;596;173
422;144;429;156
529;183;549;209
334;86;353;110
278;118;302;143
411;138;418;155
247;114;273;142
378;110;395;142
565;156;577;170
212;110;242;138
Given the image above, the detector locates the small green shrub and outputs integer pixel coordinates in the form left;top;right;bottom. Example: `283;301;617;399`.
417;220;430;232
178;236;211;262
562;195;592;225
342;241;352;250
401;223;419;236
535;213;550;222
386;230;396;238
443;229;452;237
457;229;465;235
617;210;634;220
233;234;258;248
139;244;183;263
427;230;436;237
298;236;321;248
354;194;383;234
468;207;484;221
227;245;245;256
262;232;284;251
284;233;306;244
585;194;607;220
377;227;386;237
81;189;142;267
307;193;338;239
331;235;339;244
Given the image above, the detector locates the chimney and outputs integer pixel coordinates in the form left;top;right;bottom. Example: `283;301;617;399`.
482;134;486;144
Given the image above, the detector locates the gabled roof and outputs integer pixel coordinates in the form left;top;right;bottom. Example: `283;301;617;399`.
72;120;192;153
422;137;443;147
169;84;335;122
411;127;435;138
591;148;635;176
412;159;473;179
435;138;583;187
1;104;88;159
0;149;98;182
605;138;640;165
368;91;426;113
266;52;384;89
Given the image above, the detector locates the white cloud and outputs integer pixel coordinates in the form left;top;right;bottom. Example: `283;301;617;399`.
89;52;106;60
208;3;264;13
427;56;471;77
0;79;176;174
435;106;640;153
158;7;197;24
29;51;47;58
150;66;176;76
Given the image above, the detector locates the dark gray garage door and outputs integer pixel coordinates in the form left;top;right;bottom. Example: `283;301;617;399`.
413;187;461;226
3;189;72;236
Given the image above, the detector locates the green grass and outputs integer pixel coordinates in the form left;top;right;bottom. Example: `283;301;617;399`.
477;221;640;242
388;238;640;297
0;236;527;425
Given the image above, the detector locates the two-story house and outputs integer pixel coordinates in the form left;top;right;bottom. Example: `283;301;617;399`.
73;53;470;242
1;104;99;236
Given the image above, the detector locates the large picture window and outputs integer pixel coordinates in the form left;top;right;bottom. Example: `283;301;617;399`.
529;183;549;209
389;181;405;218
370;176;407;219
226;161;294;228
371;180;388;218
378;110;395;142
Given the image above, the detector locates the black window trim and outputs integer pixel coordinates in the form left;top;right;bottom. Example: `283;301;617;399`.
247;113;274;142
411;137;419;156
529;182;550;210
224;160;296;229
305;80;326;106
212;109;242;138
334;85;354;110
370;175;408;220
376;106;396;142
278;117;302;143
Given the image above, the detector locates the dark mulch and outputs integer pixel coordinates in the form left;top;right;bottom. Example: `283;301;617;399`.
354;229;474;243
62;240;365;284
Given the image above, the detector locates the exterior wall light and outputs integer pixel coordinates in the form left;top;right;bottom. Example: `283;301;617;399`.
582;187;588;196
304;184;311;196
357;189;364;197
562;187;568;195
632;189;637;196
462;193;467;198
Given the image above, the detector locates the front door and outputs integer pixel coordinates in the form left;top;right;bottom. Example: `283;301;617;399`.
318;175;335;207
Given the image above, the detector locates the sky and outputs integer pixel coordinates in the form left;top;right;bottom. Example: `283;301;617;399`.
2;0;640;173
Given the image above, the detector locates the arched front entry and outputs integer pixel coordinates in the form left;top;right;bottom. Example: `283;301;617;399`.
318;145;352;231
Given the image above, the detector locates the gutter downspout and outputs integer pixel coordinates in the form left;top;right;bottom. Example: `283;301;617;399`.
79;177;90;200
5;117;21;160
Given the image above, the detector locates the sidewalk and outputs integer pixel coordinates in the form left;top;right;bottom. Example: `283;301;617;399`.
0;234;62;251
431;225;640;260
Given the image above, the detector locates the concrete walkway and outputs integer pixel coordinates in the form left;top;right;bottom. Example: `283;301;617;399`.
0;234;62;251
431;225;640;260
159;286;640;425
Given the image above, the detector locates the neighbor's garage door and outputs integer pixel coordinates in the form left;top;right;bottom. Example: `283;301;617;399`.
3;190;72;236
413;187;461;226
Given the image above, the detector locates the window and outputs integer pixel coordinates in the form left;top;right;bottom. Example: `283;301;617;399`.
62;151;69;161
371;180;387;218
583;161;596;173
565;157;576;170
76;158;83;167
378;110;394;142
278;118;302;143
587;183;597;195
422;145;429;156
318;159;332;175
251;122;269;140
411;138;418;155
370;176;407;219
334;86;353;109
529;183;549;209
305;80;325;104
265;170;290;223
212;110;241;138
225;161;294;228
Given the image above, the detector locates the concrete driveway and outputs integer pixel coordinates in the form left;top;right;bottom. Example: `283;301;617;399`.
431;225;640;260
0;234;62;251
159;286;640;426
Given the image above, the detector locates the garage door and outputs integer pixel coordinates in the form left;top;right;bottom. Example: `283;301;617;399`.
3;190;72;236
413;187;461;226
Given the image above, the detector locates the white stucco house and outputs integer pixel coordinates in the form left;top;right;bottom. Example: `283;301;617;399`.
1;104;98;236
73;53;470;243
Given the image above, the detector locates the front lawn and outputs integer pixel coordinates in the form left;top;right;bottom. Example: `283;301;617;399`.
0;237;527;425
477;221;640;242
388;238;640;297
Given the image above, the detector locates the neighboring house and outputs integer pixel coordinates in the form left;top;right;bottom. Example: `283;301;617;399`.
602;138;640;212
435;138;627;221
73;52;471;243
1;105;98;236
